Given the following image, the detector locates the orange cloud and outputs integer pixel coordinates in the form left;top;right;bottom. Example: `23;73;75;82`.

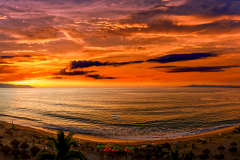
1;0;240;87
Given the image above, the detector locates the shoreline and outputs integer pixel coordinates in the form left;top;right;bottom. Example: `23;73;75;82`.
1;120;240;160
0;120;239;146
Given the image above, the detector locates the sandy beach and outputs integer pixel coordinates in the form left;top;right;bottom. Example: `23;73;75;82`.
1;120;240;160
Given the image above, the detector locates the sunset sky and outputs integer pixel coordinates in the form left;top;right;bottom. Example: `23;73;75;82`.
0;0;240;87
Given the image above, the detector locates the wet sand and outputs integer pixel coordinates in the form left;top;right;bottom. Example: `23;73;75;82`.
0;120;240;160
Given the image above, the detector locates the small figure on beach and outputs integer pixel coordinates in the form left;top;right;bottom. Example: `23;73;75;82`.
12;121;16;129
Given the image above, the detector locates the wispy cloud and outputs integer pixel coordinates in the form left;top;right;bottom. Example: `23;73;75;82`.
1;0;240;86
0;65;18;74
167;65;239;73
70;60;144;69
85;74;117;79
56;69;95;76
2;50;34;53
0;55;31;59
50;76;63;79
0;62;13;64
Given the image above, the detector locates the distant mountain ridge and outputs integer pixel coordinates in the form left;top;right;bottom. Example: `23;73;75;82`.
184;84;240;88
0;83;34;88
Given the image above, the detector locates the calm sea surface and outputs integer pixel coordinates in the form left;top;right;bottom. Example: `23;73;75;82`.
0;87;240;140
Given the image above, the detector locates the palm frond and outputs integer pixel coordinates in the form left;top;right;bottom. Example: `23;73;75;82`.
57;129;67;152
65;150;87;160
46;137;56;142
46;136;59;153
35;152;56;160
66;132;75;143
57;129;65;144
234;126;240;133
168;149;180;160
38;129;86;160
180;150;195;160
69;141;77;147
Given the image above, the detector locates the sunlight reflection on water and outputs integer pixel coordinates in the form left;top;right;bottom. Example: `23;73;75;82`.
0;87;240;140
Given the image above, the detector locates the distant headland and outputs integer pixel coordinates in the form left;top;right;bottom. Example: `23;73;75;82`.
0;83;34;88
183;84;240;88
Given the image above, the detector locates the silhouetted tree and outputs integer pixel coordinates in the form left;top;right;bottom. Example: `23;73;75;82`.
35;129;87;160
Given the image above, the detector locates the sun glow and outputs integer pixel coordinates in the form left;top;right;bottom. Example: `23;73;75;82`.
0;0;239;87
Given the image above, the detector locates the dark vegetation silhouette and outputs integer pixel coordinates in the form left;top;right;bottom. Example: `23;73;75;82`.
133;144;196;160
35;129;87;160
234;126;240;133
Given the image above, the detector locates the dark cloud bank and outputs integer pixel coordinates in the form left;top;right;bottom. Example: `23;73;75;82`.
70;60;144;69
147;53;217;63
56;52;238;79
56;68;116;79
69;52;217;69
167;65;239;73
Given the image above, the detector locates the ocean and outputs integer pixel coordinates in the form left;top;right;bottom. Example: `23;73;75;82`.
0;87;240;140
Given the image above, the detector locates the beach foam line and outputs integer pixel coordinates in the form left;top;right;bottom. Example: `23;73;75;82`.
5;116;239;141
0;120;239;146
106;123;239;141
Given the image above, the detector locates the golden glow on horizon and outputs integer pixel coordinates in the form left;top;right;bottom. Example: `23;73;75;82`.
0;0;240;87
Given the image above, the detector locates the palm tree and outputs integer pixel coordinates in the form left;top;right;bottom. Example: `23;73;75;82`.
168;149;181;160
180;150;195;160
35;129;87;160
